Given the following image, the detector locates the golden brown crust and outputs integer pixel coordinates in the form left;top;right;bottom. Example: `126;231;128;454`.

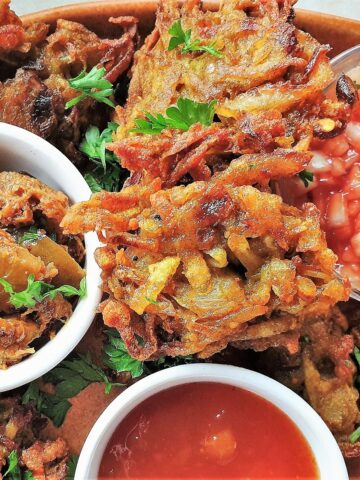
0;172;69;228
62;162;350;359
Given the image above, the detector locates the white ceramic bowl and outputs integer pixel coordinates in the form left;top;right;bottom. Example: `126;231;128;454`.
76;364;349;480
0;122;101;392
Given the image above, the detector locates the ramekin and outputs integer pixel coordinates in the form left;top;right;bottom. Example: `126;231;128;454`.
75;364;349;480
0;122;101;391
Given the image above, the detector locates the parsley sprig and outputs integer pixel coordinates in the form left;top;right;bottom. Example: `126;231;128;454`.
103;328;144;378
22;353;123;427
298;170;314;188
102;328;194;378
65;67;115;110
66;455;78;480
132;97;217;135
3;451;34;479
80;123;127;192
3;451;21;479
168;20;222;58
0;275;86;309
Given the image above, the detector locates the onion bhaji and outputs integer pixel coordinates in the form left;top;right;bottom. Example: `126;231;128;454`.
0;172;84;369
0;396;70;479
0;1;139;165
111;0;350;186
62;152;350;359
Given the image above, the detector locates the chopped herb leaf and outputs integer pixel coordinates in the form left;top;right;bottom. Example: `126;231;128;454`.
80;122;118;170
103;328;144;378
84;173;103;193
350;426;360;444
44;352;123;397
168;20;222;58
0;275;86;309
132;97;217;135
145;296;159;305
22;382;71;428
149;355;194;370
23;472;35;480
354;346;360;368
65;67;115;110
23;354;122;426
3;451;21;479
81;123;128;192
19;226;41;244
66;454;79;480
298;170;314;188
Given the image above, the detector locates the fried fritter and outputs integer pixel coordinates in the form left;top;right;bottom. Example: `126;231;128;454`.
0;396;69;479
0;172;69;228
111;0;350;185
0;3;138;165
62;153;350;359
0;70;63;139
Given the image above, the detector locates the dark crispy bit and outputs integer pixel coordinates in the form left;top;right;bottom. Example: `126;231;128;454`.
336;74;359;107
0;70;63;138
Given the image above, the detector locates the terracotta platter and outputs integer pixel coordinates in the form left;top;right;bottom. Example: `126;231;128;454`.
21;2;360;479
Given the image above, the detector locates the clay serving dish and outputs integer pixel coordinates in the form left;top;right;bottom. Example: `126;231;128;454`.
21;3;360;479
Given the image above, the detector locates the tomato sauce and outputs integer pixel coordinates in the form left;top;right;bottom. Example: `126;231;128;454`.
309;102;360;290
99;382;318;480
278;99;360;290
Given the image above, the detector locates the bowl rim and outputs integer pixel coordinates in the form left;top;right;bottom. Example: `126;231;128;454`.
0;122;102;392
75;363;349;480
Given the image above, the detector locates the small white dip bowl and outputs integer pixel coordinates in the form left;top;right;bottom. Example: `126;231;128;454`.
0;122;102;392
75;363;349;480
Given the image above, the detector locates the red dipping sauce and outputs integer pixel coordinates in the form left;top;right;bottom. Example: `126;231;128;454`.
310;103;360;290
99;382;319;480
280;100;360;290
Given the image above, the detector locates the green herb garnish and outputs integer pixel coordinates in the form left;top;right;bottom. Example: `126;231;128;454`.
298;170;314;188
3;451;21;479
66;455;79;480
22;382;72;428
354;346;360;368
103;328;144;378
0;275;86;309
168;20;222;57
132;97;217;135
19;226;41;244
23;472;35;480
81;123;127;192
350;426;360;444
145;296;159;305
80;122;118;170
22;354;122;426
65;67;115;109
44;352;123;396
